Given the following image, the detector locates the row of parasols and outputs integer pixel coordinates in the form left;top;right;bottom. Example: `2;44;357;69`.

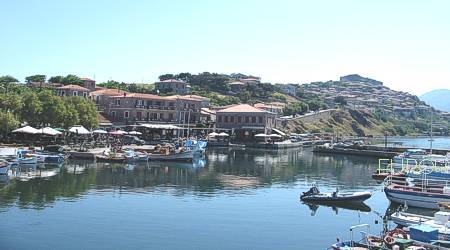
11;125;142;136
207;132;282;138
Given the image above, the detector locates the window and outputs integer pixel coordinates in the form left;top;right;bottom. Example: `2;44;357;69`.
115;99;121;106
83;92;87;98
230;116;235;123
73;91;78;96
62;91;66;96
245;116;249;123
237;116;242;123
169;113;174;120
111;111;116;117
252;117;256;123
137;111;142;120
218;116;222;122
224;116;229;122
259;116;263;123
124;111;129;118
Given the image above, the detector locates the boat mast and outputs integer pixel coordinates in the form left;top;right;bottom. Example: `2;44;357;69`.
430;107;433;155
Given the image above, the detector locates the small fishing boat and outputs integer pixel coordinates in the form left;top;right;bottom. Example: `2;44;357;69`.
147;146;194;162
328;224;384;250
123;149;149;162
148;150;193;162
300;186;372;203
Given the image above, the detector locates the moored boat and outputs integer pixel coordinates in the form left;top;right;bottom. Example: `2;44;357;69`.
96;154;126;163
147;150;193;162
384;177;450;210
300;186;372;203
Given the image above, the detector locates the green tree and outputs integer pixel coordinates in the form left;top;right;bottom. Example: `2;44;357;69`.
38;91;66;126
334;96;347;108
0;111;20;137
62;99;79;128
21;92;43;126
0;75;19;93
61;74;83;86
0;93;23;113
48;76;63;83
25;75;46;83
159;74;174;81
66;97;98;128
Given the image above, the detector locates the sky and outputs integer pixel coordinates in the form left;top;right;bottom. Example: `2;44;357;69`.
1;0;449;95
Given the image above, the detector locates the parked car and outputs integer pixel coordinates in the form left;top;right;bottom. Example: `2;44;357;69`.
123;135;145;145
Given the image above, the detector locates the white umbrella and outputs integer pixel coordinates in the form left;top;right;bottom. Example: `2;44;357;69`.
218;132;229;137
69;125;91;135
92;129;108;134
39;127;62;136
12;126;39;134
208;132;219;137
128;131;142;135
269;134;282;138
254;133;268;138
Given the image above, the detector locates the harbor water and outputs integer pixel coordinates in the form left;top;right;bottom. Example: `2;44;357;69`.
1;138;449;249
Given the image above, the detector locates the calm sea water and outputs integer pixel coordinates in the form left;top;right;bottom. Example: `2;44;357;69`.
0;139;448;249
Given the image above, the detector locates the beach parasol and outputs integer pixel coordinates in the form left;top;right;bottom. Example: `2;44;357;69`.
12;126;39;134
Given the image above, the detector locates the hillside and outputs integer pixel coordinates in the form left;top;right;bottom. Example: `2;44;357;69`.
284;109;438;137
420;89;450;112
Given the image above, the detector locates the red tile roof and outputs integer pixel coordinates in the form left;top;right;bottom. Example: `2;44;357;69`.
90;88;127;96
217;104;266;113
57;84;90;91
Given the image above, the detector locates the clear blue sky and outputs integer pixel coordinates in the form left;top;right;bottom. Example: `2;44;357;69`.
1;0;449;95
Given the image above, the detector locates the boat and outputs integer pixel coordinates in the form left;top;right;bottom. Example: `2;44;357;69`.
384;177;450;210
148;150;193;162
371;170;405;181
0;159;11;175
328;224;384;250
184;140;208;156
392;211;450;241
123;149;148;162
147;146;194;162
96;154;126;163
300;186;372;203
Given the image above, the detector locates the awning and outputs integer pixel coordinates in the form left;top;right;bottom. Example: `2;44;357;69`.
38;127;62;136
138;124;182;129
12;126;39;134
69;125;91;135
272;128;286;136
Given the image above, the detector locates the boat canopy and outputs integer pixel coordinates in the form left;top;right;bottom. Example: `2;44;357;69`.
272;128;286;136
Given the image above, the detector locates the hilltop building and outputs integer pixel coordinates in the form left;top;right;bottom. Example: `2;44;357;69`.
155;79;190;94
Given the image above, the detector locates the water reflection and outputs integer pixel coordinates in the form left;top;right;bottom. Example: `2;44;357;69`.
304;202;372;216
0;148;380;212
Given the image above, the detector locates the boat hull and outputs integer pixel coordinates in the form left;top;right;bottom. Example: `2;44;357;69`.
148;151;193;162
301;192;372;203
385;186;450;210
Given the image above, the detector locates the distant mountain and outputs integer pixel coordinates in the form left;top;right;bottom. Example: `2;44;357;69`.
420;89;450;112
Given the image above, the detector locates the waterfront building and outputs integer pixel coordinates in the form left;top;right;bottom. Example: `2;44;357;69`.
216;104;277;141
155;79;190;94
103;93;209;125
89;88;128;112
56;85;90;98
254;102;284;115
